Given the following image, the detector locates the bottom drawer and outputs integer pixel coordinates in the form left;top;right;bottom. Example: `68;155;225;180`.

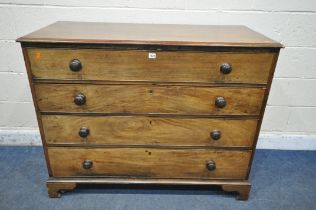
48;147;251;179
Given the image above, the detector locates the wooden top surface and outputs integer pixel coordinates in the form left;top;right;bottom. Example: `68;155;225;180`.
17;21;282;48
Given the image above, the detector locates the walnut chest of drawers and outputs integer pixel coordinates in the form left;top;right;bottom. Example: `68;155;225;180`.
17;22;282;200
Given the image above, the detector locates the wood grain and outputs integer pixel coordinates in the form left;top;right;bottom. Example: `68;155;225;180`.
20;46;53;176
17;22;283;199
42;115;258;147
27;48;275;84
246;49;281;179
47;147;251;179
17;22;283;48
35;84;265;115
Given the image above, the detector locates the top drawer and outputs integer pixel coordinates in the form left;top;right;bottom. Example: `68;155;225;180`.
27;48;275;84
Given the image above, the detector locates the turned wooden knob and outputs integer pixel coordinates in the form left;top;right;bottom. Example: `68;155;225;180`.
206;160;216;171
210;129;221;140
79;127;90;138
69;59;82;72
74;93;86;106
220;63;232;74
215;96;226;108
82;160;93;169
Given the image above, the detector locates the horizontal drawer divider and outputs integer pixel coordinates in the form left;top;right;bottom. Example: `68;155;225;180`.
32;79;267;87
47;145;253;151
48;176;247;180
48;177;250;183
40;112;260;119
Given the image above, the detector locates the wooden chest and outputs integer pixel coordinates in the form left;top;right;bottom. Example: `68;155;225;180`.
17;22;282;200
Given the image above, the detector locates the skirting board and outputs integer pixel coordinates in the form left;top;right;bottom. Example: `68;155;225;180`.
0;129;315;150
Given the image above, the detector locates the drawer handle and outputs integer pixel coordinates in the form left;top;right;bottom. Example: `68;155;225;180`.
215;96;226;108
79;127;90;138
210;129;221;140
220;63;232;74
206;160;216;171
74;93;86;106
82;160;93;169
69;59;82;72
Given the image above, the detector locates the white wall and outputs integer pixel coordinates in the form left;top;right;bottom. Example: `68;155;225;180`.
0;0;315;148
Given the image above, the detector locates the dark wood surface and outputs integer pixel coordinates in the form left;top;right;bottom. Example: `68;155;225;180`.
17;22;283;48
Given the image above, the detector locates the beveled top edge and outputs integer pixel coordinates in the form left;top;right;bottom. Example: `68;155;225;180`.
16;21;284;48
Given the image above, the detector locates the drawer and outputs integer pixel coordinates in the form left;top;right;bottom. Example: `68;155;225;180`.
42;115;258;147
35;84;265;115
27;48;275;84
47;147;251;179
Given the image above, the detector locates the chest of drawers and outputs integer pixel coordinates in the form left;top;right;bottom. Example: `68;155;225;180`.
17;22;282;200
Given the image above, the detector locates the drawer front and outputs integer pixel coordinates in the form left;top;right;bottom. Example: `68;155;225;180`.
42;115;258;147
28;48;275;84
48;147;251;179
35;84;265;115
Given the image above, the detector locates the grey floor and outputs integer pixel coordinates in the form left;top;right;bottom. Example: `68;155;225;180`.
0;146;315;210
